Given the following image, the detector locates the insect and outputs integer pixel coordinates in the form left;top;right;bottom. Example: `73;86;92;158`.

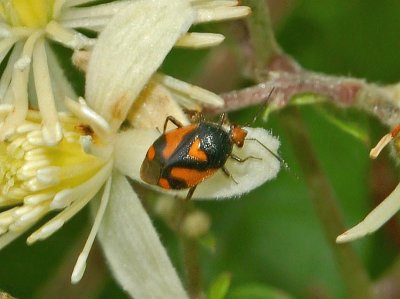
140;111;282;201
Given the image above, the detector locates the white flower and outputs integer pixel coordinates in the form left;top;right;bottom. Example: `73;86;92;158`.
337;127;400;243
0;0;138;145
0;1;281;298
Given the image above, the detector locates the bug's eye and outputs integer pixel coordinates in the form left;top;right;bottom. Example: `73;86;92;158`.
230;125;247;147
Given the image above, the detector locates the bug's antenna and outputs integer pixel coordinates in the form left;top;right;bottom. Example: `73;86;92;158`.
246;137;288;169
245;87;276;127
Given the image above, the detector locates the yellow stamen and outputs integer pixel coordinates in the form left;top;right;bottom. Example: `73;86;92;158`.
0;112;107;239
0;0;55;28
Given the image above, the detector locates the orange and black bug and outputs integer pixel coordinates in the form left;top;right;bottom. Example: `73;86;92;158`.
140;111;282;200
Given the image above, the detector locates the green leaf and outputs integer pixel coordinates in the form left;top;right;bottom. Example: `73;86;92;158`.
290;93;326;106
227;283;295;299
263;93;325;122
315;106;369;144
208;272;232;299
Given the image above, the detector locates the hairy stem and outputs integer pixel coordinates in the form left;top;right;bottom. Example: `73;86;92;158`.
239;1;373;297
214;72;400;131
213;72;363;114
241;0;282;77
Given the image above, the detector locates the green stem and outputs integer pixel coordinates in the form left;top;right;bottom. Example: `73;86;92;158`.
280;108;372;299
156;198;204;299
241;0;283;77
245;1;373;298
180;236;203;299
177;201;204;299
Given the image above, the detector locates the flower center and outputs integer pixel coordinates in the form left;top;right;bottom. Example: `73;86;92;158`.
0;0;55;28
0;113;107;233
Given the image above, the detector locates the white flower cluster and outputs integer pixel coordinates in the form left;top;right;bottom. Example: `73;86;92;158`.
0;1;281;298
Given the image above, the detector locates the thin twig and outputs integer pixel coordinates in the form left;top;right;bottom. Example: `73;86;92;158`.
212;72;400;130
236;1;374;297
211;71;363;114
241;0;283;79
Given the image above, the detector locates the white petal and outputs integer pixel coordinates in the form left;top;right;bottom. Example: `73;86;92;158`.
46;45;77;111
61;1;131;21
114;127;281;199
60;16;110;32
194;6;250;24
128;81;189;129
175;32;225;48
0;31;41;140
0;42;22;102
64;97;111;142
0;35;19;65
94;172;188;298
71;176;112;284
60;0;133;32
190;0;239;8
53;0;67;18
64;0;105;7
85;0;195;132
32;38;62;145
153;73;224;107
337;181;400;243
114;129;159;180
0;228;29;250
45;21;95;50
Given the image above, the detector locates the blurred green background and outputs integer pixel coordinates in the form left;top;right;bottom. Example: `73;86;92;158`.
2;1;400;298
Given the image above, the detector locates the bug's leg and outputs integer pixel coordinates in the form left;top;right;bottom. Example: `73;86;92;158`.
221;166;238;184
185;186;197;201
163;116;184;133
218;113;228;126
230;153;261;162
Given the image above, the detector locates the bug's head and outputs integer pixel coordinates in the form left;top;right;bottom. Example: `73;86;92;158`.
230;125;248;148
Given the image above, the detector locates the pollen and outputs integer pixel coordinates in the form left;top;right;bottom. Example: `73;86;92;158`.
0;112;107;240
